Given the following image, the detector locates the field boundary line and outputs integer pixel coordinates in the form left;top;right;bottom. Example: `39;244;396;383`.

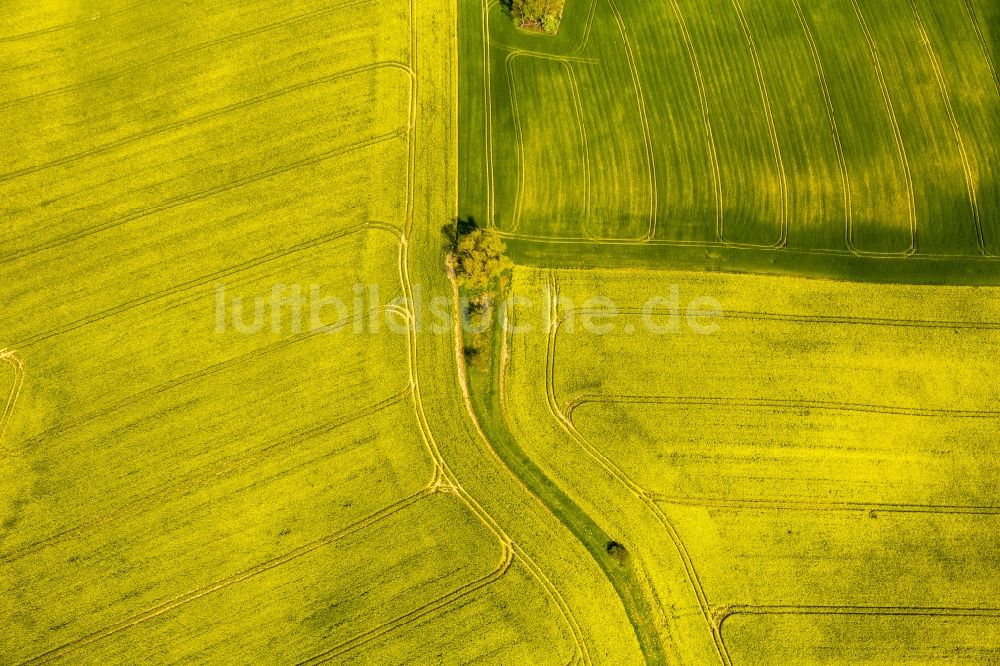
399;18;594;656
850;0;917;256
0;0;376;109
726;0;788;249
21;491;435;665
664;0;723;241
791;0;854;255
565;304;1000;331
9;221;403;350
447;274;593;663
652;495;1000;516
909;0;988;256
545;278;729;665
0;349;24;444
0;61;411;184
0;1;150;44
497;230;1000;261
566;394;1000;420
606;0;658;241
298;541;515;664
1;129;407;268
964;0;1000;98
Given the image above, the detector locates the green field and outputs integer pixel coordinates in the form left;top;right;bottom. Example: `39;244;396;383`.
460;0;1000;281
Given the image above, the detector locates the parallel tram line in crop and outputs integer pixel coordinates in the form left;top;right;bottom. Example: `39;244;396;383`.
0;0;377;110
606;0;657;242
664;0;724;241
483;0;496;226
505;54;532;233
717;603;1000;623
850;0;917;256
963;0;1000;99
0;0;151;44
298;542;515;664
6;299;408;458
652;495;1000;516
908;0;987;256
713;604;1000;657
566;61;592;239
562;303;1000;333
0;349;24;444
21;490;437;665
0;371;414;566
7;221;401;350
726;0;788;249
0;129;408;267
790;0;853;255
0;60;411;184
567;394;1000;421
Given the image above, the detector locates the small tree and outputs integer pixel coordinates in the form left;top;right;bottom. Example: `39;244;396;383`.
453;228;513;291
511;0;563;33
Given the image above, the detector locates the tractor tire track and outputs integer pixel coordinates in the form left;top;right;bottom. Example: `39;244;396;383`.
0;0;375;108
0;350;25;444
0;1;150;44
665;0;723;241
851;0;917;256
606;0;658;241
21;491;434;665
0;61;410;184
791;0;854;256
908;0;987;255
297;542;514;664
544;277;720;665
963;0;1000;99
0;386;412;566
566;394;1000;420
728;0;788;249
652;495;1000;516
0;129;407;268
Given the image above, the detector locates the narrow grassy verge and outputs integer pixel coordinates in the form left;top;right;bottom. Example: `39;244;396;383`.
458;280;667;666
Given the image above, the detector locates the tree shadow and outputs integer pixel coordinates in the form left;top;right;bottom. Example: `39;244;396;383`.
441;216;480;252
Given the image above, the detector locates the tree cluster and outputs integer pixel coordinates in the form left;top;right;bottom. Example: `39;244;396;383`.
452;227;513;291
509;0;563;34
